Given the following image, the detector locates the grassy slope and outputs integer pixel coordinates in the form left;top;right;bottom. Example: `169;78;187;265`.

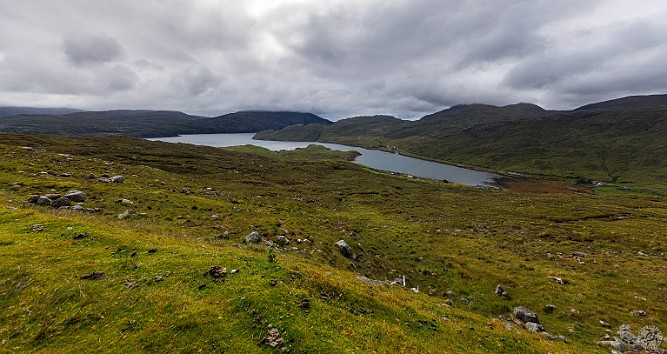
0;134;665;353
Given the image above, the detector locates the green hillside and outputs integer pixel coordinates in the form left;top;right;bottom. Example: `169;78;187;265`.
0;133;665;352
256;100;667;194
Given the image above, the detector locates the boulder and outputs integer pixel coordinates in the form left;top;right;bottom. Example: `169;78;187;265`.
335;240;352;258
36;196;52;205
45;193;61;200
52;196;71;208
64;190;86;202
245;231;262;243
514;306;540;324
524;322;545;333
111;175;125;183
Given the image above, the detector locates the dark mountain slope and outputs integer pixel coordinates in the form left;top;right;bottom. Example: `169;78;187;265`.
0;110;330;137
0;106;85;116
575;94;667;111
193;111;331;133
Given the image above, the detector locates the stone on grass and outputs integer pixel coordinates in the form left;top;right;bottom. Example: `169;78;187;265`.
276;235;290;245
110;175;125;183
64;190;86;202
52;196;71;208
335;239;352;258
245;231;262;243
36;196;52;205
514;306;540;324
209;266;227;279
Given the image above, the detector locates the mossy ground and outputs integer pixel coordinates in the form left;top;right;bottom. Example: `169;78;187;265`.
0;134;665;353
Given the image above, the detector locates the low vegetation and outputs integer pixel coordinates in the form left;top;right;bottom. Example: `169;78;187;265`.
0;133;665;352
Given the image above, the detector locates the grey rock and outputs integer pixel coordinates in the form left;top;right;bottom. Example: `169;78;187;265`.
153;275;165;282
110;175;125;183
545;304;556;313
514;306;540;324
72;204;84;211
117;210;137;219
63;190;86;202
52;196;71;208
276;235;290;245
335;240;352;258
87;173;98;179
245;231;262;243
495;284;507;297
148;248;157;254
98;177;111;183
36;196;52;205
524;322;545;333
45;193;61;200
632;310;647;316
73;233;88;239
28;195;40;203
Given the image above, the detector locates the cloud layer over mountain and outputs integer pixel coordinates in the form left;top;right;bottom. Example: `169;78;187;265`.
1;0;666;118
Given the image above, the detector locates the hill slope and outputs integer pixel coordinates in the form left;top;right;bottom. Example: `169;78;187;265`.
0;133;665;352
0;110;331;138
0;107;85;116
256;95;667;193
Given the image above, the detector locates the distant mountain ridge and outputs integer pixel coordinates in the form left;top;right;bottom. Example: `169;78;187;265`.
0;107;85;116
575;94;667;111
0;109;331;137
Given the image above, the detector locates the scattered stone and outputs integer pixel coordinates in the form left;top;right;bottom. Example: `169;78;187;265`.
262;327;286;349
32;224;45;232
60;173;72;177
269;279;277;286
130;251;138;257
46;170;58;176
245;231;262;243
98;177;111;183
52;196;71;208
208;266;227;279
148;248;157;254
545;304;556;313
298;298;311;309
72;204;84;211
525;322;545;333
211;214;220;220
505;323;520;333
230;269;239;274
495;284;509;297
80;271;105;280
87;173;98;179
73;232;88;239
445;299;453;306
45;193;61;200
356;275;388;286
117;210;137;219
335;239;352;258
514;306;540;324
600;320;611;328
632;310;647;317
460;297;469;305
36;196;52;206
198;283;207;290
116;198;134;205
124;280;139;289
110;175;125;183
598;324;664;353
153;275;165;282
276;235;290;245
572;251;588;258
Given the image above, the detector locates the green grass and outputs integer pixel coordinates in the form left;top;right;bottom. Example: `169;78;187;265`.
0;133;665;353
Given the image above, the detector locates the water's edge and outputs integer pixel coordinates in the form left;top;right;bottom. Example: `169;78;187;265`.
149;133;500;188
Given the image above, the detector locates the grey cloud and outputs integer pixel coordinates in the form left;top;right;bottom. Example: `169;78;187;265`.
2;0;667;116
62;32;123;65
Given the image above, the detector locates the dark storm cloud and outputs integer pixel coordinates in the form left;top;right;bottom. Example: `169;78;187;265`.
62;32;123;65
1;0;667;117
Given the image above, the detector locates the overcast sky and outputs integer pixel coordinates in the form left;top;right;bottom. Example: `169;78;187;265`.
1;0;666;119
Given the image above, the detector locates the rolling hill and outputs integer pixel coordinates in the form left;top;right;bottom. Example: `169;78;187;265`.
0;110;331;138
255;95;667;193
